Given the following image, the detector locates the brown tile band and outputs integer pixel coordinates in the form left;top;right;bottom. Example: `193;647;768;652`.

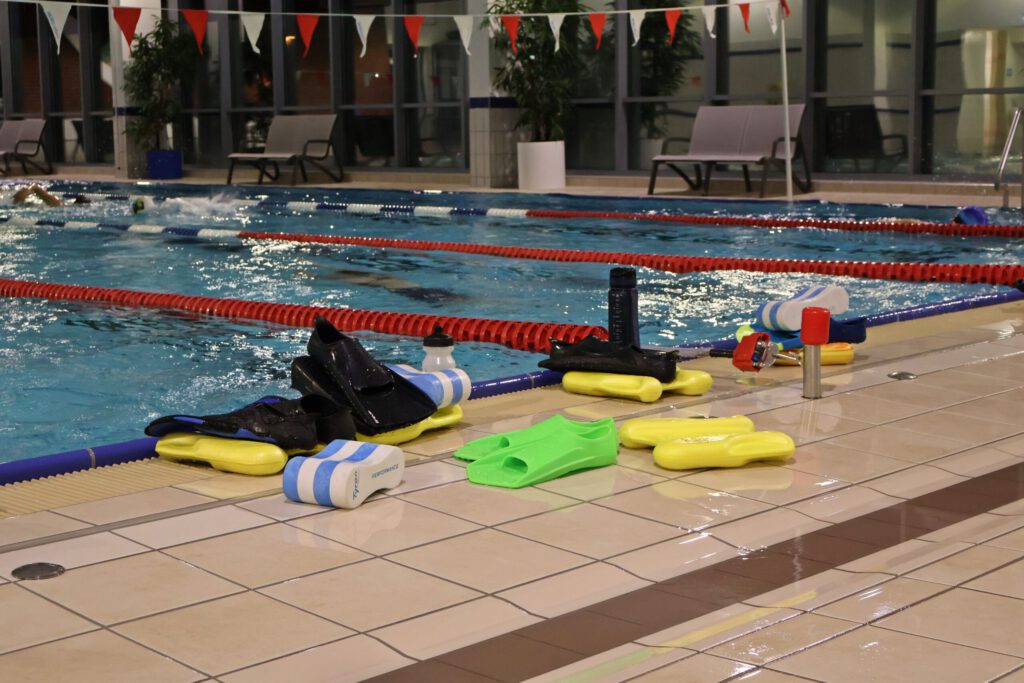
367;463;1024;682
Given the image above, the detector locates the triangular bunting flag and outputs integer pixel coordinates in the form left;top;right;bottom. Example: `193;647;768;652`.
739;3;751;33
766;4;778;35
665;9;681;44
501;15;520;55
404;16;424;51
40;2;72;54
296;14;319;58
353;15;375;58
488;15;501;37
182;9;208;54
454;15;473;55
781;0;790;17
702;6;716;38
548;13;566;52
112;7;141;53
241;13;265;54
588;13;606;50
628;10;645;46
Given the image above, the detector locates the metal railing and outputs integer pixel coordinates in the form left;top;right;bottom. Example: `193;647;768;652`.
995;106;1024;210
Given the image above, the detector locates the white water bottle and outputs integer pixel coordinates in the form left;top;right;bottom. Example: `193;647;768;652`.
422;325;456;371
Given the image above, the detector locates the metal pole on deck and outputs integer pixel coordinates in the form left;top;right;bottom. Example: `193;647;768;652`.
780;1;794;203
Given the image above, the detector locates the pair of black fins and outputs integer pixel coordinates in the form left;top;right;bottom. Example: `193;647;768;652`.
291;317;437;435
539;335;680;383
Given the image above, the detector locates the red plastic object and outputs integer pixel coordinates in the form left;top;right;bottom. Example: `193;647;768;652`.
732;332;771;373
800;307;831;346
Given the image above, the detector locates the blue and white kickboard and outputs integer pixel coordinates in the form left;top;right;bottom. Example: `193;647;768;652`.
389;364;471;409
283;440;404;509
755;285;850;332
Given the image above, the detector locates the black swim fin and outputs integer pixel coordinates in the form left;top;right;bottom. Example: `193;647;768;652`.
293;318;436;435
539;335;680;383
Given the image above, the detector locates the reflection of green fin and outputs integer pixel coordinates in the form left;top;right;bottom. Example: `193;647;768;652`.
653;431;795;471
357;405;463;446
156;433;294;476
466;418;618;488
455;414;582;462
619;416;755;449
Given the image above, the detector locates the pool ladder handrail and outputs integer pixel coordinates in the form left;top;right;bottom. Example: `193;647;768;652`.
995;106;1024;210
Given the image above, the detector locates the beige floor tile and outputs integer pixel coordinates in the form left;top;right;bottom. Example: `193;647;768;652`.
235;494;333;521
913;369;1023;397
596;480;772;532
497;562;651;618
114;506;272;549
784;441;909;484
877;588;1024;657
459;388;605;427
220;634;413;683
735;404;872;446
958;358;1024;383
401;426;478;456
771;625;1021;683
0;531;148;580
993;434;1024;457
827;424;972;463
702;387;805;416
992;664;1024;682
628;653;756;682
942;395;1024;426
370;596;540;660
498;503;680;559
816;577;948;623
905;544;1022;586
174;473;283;499
921;513;1024;544
0;629;201;683
732;669;819;682
287;496;478;556
708;613;857;665
25;551;241;625
991;499;1024;516
0;511;89;546
681;465;844;506
398;480;577;525
259;556;477;631
885;410;1023;446
638;603;801;652
839;539;970;575
165;523;370;588
385;460;467;495
534;465;667;501
607;532;739;582
801;392;928;424
54;487;214;525
523;643;692;683
616;447;673;477
0;583;96;655
388;528;589;593
861;464;967;499
745;569;891;612
929;446;1024;478
114;592;352;677
987;527;1024;552
965;558;1024;600
709;508;828;552
787;485;902;523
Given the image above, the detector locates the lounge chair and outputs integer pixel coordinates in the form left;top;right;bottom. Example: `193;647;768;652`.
825;104;907;172
0;119;53;175
226;114;342;185
647;105;811;197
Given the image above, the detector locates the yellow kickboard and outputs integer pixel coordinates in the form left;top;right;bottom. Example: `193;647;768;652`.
775;343;855;366
358;404;463;445
652;431;796;471
562;369;713;403
156;433;292;476
619;415;755;449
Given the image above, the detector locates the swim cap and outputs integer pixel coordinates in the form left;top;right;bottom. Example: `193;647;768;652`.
131;197;145;214
957;206;988;226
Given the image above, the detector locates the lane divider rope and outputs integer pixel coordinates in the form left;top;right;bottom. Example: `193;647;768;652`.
0;277;606;353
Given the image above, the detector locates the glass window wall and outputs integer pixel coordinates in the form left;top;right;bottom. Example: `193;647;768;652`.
725;2;804;98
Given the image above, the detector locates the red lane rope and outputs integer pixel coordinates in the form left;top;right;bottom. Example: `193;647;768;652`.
238;231;1024;287
523;209;1024;239
0;278;606;353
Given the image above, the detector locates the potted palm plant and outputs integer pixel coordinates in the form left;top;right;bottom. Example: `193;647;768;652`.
488;0;588;190
122;17;198;179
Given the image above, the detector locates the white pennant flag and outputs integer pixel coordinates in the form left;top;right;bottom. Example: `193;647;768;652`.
548;13;566;52
354;15;376;58
702;7;717;38
241;13;265;54
488;15;501;38
628;10;646;46
453;15;473;55
766;4;778;34
40;2;72;54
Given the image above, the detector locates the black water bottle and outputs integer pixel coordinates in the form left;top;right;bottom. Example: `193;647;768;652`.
608;267;640;347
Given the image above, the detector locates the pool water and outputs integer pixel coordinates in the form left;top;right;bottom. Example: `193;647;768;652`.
1;181;1021;461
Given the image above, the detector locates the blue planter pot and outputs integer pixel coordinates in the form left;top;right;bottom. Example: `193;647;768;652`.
146;150;183;180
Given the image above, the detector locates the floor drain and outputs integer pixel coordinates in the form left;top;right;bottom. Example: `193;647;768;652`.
887;371;918;381
12;562;66;580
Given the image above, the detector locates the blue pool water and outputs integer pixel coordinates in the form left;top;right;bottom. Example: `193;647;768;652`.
1;181;1021;462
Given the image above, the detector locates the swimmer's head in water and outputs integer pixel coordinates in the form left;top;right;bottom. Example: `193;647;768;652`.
131;198;145;214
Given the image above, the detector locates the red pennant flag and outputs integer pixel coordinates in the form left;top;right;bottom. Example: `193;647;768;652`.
588;13;606;50
501;15;520;55
739;3;751;33
404;16;424;50
112;7;141;53
781;0;790;17
181;9;208;55
296;14;319;58
665;9;681;44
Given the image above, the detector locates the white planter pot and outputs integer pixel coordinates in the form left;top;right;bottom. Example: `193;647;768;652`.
631;138;667;171
517;140;566;191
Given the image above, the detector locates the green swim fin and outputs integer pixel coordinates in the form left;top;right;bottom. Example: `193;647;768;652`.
466;418;618;489
456;414;588;462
